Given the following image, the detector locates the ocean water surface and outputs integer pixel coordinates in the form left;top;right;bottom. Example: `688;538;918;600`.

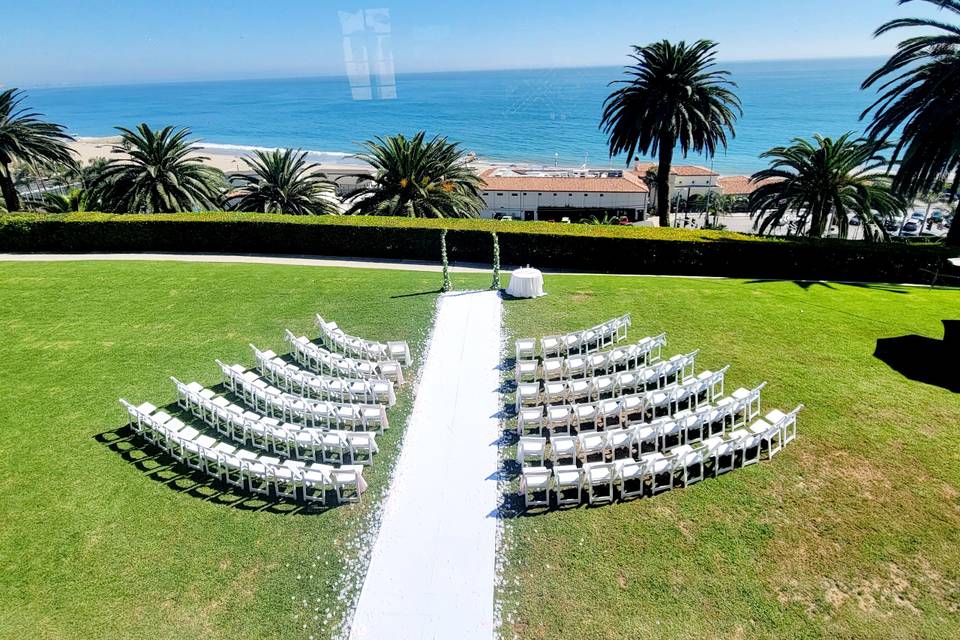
26;58;887;175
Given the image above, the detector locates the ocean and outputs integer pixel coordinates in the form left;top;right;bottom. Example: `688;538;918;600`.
25;58;887;176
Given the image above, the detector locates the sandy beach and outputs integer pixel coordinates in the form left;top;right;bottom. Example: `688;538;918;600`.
70;136;496;176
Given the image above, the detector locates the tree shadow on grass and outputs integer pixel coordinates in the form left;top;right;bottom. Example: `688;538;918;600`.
390;289;441;299
874;323;959;393
743;279;913;294
93;420;340;515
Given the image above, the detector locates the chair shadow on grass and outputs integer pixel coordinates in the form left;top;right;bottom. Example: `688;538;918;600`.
93;409;340;516
874;324;960;393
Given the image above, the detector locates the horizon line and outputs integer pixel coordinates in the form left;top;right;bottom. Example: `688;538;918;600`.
15;54;889;91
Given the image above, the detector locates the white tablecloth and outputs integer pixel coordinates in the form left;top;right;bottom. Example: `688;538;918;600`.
506;268;545;298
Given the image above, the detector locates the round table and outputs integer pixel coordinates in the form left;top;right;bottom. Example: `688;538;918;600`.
506;267;545;298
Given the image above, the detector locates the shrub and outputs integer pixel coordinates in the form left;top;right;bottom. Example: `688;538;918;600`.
0;212;951;284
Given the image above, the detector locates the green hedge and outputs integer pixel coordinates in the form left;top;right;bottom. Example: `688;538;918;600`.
0;212;952;284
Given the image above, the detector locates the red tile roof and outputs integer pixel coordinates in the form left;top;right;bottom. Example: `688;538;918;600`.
719;176;778;195
480;169;649;193
634;162;719;176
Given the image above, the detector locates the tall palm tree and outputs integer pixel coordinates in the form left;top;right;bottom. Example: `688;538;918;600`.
862;0;960;246
91;124;224;213
228;149;339;214
749;133;907;240
344;132;484;218
0;89;77;212
601;40;740;227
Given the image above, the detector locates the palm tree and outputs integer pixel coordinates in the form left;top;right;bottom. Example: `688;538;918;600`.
91;124;224;213
601;40;740;227
228;149;339;215
749;134;907;240
861;0;960;246
26;188;89;213
580;214;620;225
0;89;78;212
344;132;484;218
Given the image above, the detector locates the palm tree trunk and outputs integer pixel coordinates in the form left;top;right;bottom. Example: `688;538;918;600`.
0;162;20;212
656;141;675;227
948;200;960;247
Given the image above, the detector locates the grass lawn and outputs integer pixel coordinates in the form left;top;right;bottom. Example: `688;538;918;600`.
0;261;441;640
499;276;960;640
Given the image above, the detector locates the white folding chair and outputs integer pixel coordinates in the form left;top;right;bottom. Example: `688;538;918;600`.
516;383;541;412
540;335;563;358
516;406;545;436
583;462;616;505
515;338;536;360
670;445;705;486
749;418;782;460
545;406;572;436
767;403;803;445
331;465;364;503
565;354;588;379
573;403;599;432
302;463;332;505
727;430;753;468
606;428;633;460
348;432;377;466
552;465;583;507
632;422;660;455
542;358;564;381
544;381;568;405
515;360;539;382
521;467;551;508
517;436;547;466
577;431;606;463
642;452;673;495
616;459;646;500
549;436;578;466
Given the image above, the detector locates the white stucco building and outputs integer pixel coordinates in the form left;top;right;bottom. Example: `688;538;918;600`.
634;162;721;204
478;167;650;221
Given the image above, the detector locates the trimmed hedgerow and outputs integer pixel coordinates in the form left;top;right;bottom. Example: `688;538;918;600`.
0;212;952;284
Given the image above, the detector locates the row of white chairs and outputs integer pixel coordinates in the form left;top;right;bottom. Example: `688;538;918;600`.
119;399;366;504
519;405;802;507
216;360;396;412
285;330;404;384
171;378;378;465
251;345;396;406
518;365;729;414
216;361;390;432
518;381;766;436
517;352;699;402
515;314;632;359
516;332;668;382
517;404;802;468
315;314;411;366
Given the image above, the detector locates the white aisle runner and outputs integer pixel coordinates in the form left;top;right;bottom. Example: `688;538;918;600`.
349;290;502;640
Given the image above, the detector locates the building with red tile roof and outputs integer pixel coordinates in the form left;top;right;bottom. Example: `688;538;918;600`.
478;167;650;221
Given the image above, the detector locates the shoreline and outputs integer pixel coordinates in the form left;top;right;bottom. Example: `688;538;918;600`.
71;136;747;178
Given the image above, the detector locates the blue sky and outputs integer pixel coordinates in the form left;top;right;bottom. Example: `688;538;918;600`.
0;0;950;87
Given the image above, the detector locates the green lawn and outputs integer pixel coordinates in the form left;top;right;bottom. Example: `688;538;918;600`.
2;261;958;640
0;261;441;640
499;276;960;640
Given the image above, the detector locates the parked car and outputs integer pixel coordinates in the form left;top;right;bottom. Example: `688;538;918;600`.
911;211;925;220
849;216;861;226
900;220;920;236
884;219;901;232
